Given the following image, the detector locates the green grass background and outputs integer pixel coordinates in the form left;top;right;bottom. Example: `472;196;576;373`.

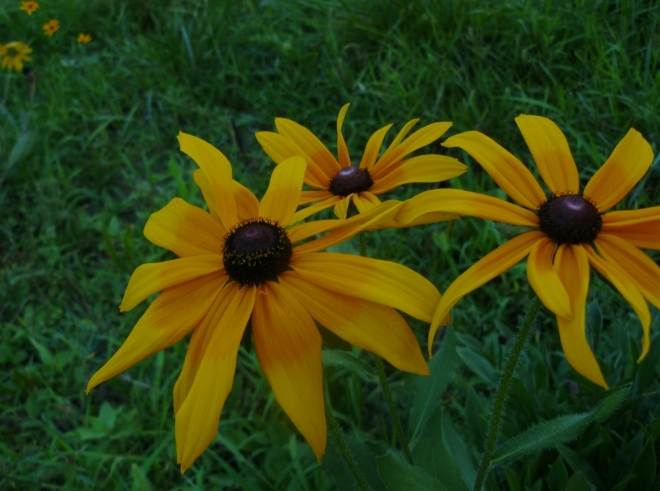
2;0;660;489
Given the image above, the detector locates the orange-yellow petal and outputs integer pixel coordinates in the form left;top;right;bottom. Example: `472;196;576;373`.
333;196;351;219
352;192;381;214
443;131;546;209
175;282;256;472
336;104;351;168
359;124;393;170
583;128;654;212
120;256;225;312
193;171;259;221
601;206;660;250
280;273;428;375
429;231;544;352
86;273;227;393
526;237;572;319
369;155;467;194
386;119;419;150
193;169;219;218
515;115;580;194
177;132;238;230
291;252;440;322
144;198;226;257
252;281;326;460
300;190;334;204
259;156;307;226
289;195;343;225
553;245;608;388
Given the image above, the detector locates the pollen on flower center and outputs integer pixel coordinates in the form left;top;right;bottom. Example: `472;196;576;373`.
538;194;602;244
328;166;374;196
223;218;292;286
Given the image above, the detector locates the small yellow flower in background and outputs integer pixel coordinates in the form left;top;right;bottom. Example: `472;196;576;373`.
413;115;656;389
0;41;32;72
19;0;39;15
256;103;467;221
43;19;60;37
77;33;92;44
87;132;440;472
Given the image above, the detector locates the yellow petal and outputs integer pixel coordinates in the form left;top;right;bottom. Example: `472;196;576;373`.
280;273;429;375
258;156;307;226
144;198;226;257
370;155;467;194
275;117;342;177
428;232;544;352
120;255;225;312
86;273;227;393
583;244;651;361
583;128;654;212
359;124;393;170
352;192;381;214
333;196;350;219
177;132;238;230
175;283;256;472
193;169;219;218
443;131;546;209
515;115;580;194
395;189;539;228
601;208;660;250
553;245;608;388
300;190;334;204
252;282;326;460
374;122;452;177
386;119;419;150
526;237;572;318
291;252;440;322
255;131;328;189
337;103;351;168
193;171;259;221
289;195;343;225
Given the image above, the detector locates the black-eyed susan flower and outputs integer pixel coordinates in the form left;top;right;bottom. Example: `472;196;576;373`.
77;33;92;44
400;115;656;389
256;104;466;221
0;41;32;72
19;0;39;15
87;132;439;472
43;19;60;37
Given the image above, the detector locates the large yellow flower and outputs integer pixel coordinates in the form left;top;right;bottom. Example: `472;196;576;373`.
87;132;439;472
399;115;656;389
256;104;466;221
0;41;32;72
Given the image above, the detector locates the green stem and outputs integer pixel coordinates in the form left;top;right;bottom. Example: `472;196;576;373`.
472;295;542;491
358;232;368;257
326;400;372;491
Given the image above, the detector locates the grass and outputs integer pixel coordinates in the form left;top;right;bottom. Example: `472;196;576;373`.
2;0;660;489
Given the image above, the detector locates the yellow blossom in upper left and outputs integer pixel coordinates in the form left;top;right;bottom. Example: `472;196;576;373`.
19;1;39;15
0;42;32;72
43;19;60;37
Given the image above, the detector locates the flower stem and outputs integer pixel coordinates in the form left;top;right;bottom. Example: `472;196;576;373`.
326;400;372;491
472;295;542;491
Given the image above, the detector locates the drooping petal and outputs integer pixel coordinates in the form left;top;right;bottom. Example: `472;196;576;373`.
583;128;654;212
553;245;608;388
291;252;440;322
178;132;238;230
300;190;335;204
443;131;546;209
369;155;467;194
336;103;351;168
255;131;328;189
428;231;544;352
175;283;256;472
193;169;219;218
374;122;452;176
252;281;326;460
193;170;260;221
258;156;307;227
289;195;343;225
86;272;227;393
515;115;580;194
359;124;393;170
352;192;381;213
394;189;539;228
280;272;428;375
583;244;651;361
601;206;660;250
144;198;226;257
526;237;572;318
333;196;350;219
120;255;225;312
275;117;342;177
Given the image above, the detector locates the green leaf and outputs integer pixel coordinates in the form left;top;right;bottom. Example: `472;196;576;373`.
546;456;569;491
633;331;660;393
322;350;377;380
565;473;597;491
456;347;497;384
376;450;446;491
3;131;35;184
557;445;604;489
29;338;55;367
630;437;656;491
409;326;456;445
491;387;628;466
441;410;476;489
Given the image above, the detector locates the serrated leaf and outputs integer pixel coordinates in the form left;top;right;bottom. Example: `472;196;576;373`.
377;450;446;491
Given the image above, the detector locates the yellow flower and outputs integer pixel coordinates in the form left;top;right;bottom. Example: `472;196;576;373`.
77;33;92;44
43;19;60;37
256;103;466;221
0;41;32;72
19;1;39;14
87;132;438;472
407;115;656;389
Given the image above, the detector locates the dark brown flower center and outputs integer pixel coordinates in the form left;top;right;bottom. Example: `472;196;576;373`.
538;194;602;244
223;218;292;286
328;166;374;196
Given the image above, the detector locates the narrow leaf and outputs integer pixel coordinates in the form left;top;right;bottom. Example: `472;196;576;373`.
376;450;446;491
